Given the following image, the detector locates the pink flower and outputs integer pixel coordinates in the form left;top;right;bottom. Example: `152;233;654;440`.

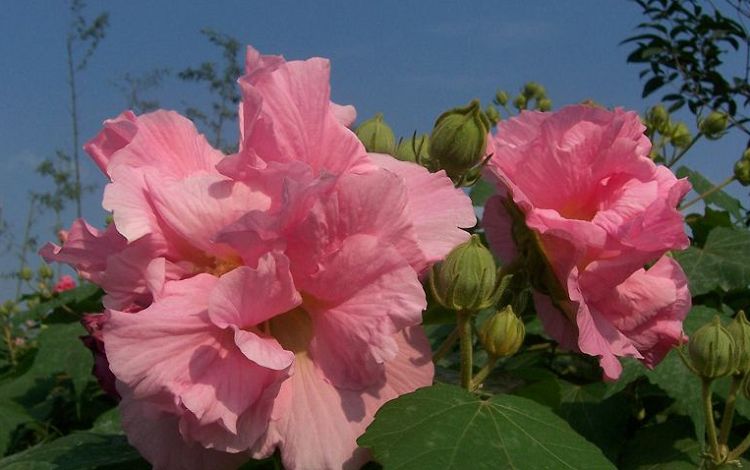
41;46;474;469
52;275;76;293
482;105;691;380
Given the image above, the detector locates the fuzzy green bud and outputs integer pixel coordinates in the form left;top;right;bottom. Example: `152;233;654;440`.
647;105;669;133
688;316;737;379
537;98;552;112
479;306;525;357
430;100;490;181
38;264;53;280
699;111;728;139
513;94;527;111
485;105;500;126
671;122;693;148
395;134;430;164
495;90;509;106
735;157;750;186
19;266;33;281
522;82;546;100
355;113;396;154
728;311;750;374
430;234;499;312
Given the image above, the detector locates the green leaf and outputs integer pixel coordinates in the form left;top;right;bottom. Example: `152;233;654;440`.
557;382;630;462
12;283;103;327
359;383;614;469
618;416;703;469
0;432;148;469
90;408;123;435
469;179;494;206
603;358;646;399
0;322;92;403
676;167;744;221
0;399;32;455
674;227;750;295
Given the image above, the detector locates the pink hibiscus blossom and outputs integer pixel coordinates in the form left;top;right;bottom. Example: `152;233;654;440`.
41;46;474;469
482;105;691;380
52;274;76;293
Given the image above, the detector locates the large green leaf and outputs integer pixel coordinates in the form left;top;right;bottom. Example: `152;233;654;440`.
676;166;744;220
359;383;614;469
12;283;102;327
0;432;147;469
0;322;92;403
618;416;703;469
674;227;750;296
0;399;32;455
469;179;494;206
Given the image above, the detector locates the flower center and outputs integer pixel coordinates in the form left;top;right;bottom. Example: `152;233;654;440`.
268;307;314;356
205;256;243;277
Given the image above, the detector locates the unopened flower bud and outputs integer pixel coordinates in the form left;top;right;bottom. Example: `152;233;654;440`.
728;311;750;374
395;134;430;164
647;105;669;133
19;266;33;281
735;157;750;186
537;98;552;112
699;111;728;139
479;306;525;357
513;94;527;110
522;82;546;100
430;100;490;180
430;234;499;312
485;105;500;126
671;122;692;148
38;264;53;280
495;90;509;106
688;316;737;379
1;300;18;315
355;113;395;154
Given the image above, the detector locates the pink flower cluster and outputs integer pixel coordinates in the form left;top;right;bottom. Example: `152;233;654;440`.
482;105;691;380
42;47;475;469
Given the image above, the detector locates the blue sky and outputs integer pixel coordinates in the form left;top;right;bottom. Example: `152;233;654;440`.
0;1;747;298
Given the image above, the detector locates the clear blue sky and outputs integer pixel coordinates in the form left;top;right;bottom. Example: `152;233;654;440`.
0;1;747;298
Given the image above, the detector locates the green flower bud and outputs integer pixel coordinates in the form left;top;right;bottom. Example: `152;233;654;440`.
495;90;509;106
647;105;669;133
19;266;33;281
485;105;500;126
430;100;490;181
1;300;18;315
728;311;750;374
479;306;525;357
513;94;527;111
522;82;546;100
429;234;499;312
671;122;693;148
734;157;750;186
355;113;396;154
395;134;430;164
688;316;737;379
537;98;552;112
38;264;53;280
699;111;728;139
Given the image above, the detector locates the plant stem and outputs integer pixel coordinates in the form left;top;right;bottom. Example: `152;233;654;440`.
668;133;702;168
432;326;459;363
679;175;736;212
471;355;498;391
15;197;36;299
719;374;743;446
703;378;721;463
66;36;82;218
2;322;16;366
728;430;750;462
457;310;473;390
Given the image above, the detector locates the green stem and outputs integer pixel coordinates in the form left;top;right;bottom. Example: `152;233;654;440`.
679;175;736;212
728;430;750;462
432;326;459;363
2;323;15;367
719;374;743;447
471;355;498;391
458;311;473;390
667;133;702;168
703;378;721;463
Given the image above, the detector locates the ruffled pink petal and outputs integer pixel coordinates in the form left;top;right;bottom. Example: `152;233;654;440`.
208;253;301;330
367;153;475;272
83;110;138;174
118;386;250;470
253;327;434;470
301;234;426;388
236;46;372;176
104;274;292;447
331;103;357;127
